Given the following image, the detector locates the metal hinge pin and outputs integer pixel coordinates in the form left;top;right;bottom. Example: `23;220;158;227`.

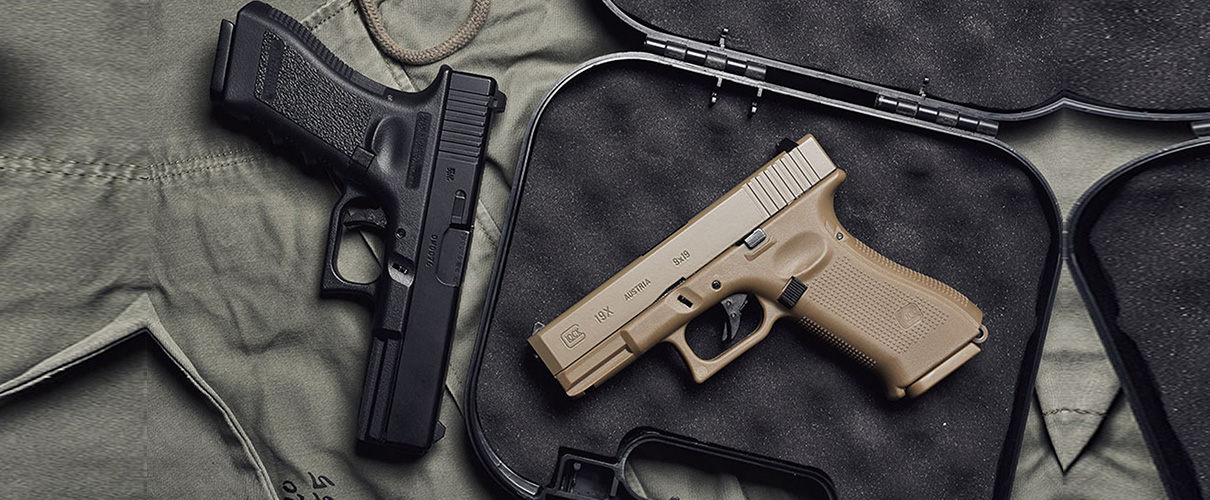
874;94;999;135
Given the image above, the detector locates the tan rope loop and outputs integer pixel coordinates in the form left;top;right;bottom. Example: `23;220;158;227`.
355;0;491;65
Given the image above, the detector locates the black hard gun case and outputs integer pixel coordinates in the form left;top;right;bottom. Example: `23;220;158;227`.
465;1;1210;498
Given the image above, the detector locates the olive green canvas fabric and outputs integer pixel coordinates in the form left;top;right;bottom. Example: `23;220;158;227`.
0;1;1182;499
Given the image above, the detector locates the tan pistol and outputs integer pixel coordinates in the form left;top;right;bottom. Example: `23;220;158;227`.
528;135;988;400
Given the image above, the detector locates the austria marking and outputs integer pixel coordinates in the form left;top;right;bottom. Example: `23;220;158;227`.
623;278;652;301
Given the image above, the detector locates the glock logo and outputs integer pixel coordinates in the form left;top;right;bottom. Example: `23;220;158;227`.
561;324;585;349
896;303;923;329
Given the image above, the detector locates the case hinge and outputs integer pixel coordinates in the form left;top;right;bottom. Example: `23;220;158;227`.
644;36;768;81
875;95;999;135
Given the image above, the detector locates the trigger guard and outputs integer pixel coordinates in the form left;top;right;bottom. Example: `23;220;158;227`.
674;295;786;384
664;324;712;378
320;260;376;299
753;295;786;331
319;188;377;300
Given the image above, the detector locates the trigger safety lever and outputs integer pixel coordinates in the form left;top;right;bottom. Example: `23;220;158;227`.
720;293;749;343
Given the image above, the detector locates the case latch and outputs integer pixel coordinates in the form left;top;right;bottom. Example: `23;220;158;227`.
875;94;999;135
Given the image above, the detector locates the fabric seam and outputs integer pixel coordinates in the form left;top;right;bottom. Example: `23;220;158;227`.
0;149;257;169
309;1;354;30
1041;407;1107;417
0;156;268;183
0;298;278;499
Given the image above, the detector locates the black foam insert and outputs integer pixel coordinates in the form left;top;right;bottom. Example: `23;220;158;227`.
473;58;1057;499
1076;145;1210;499
609;0;1210;112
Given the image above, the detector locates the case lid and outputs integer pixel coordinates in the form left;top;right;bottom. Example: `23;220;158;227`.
607;0;1210;114
1070;141;1210;500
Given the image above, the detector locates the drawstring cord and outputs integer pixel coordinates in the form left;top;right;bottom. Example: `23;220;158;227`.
355;0;491;65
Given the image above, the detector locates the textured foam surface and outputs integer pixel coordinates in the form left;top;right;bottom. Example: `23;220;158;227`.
473;58;1057;498
1079;144;1210;498
610;0;1210;112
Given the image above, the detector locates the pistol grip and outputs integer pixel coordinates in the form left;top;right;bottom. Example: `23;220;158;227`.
707;167;988;400
211;1;448;185
212;3;381;174
764;168;987;399
795;228;987;400
320;186;377;300
660;167;986;399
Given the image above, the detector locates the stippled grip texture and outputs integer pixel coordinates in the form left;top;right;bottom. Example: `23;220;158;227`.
255;30;371;157
791;224;984;398
848;236;971;309
211;1;400;174
796;315;877;369
804;253;948;355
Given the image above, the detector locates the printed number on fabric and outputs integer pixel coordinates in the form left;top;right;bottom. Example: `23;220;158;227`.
281;472;337;500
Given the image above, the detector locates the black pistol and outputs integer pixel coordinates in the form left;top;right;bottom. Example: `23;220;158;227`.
209;1;505;458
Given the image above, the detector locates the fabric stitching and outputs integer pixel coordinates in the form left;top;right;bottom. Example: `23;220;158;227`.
0;149;258;169
1041;407;1107;416
0;327;145;398
475;202;502;243
0;164;129;182
0;156;266;183
309;1;354;30
147;157;262;181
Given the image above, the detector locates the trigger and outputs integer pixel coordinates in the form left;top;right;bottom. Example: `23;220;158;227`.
343;206;387;231
720;293;748;342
